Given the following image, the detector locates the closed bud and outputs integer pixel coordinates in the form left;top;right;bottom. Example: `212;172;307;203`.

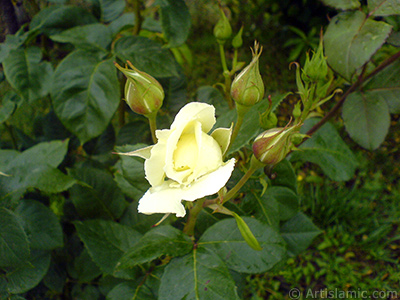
252;125;298;166
213;6;232;44
115;61;164;116
302;38;328;83
231;42;264;107
232;26;243;49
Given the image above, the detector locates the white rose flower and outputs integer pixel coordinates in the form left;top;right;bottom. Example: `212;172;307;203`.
121;102;235;217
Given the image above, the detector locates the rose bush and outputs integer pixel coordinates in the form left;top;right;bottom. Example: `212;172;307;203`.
121;102;236;217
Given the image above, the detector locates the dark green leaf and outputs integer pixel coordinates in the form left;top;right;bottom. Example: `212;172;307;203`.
14;200;63;250
51;51;120;144
368;0;400;16
5;250;51;294
0;31;29;63
120;201;164;234
342;91;390;150
109;13;135;36
363;59;400;114
50;24;112;53
0;207;29;268
320;0;360;10
196;86;229;116
3;47;53;103
159;247;240;300
116;121;150;146
0;140;74;203
270;159;297;192
290;118;358;181
83;123;115;156
156;0;191;47
91;0;126;22
199;217;286;273
114;36;179;77
107;281;155;300
69;249;102;283
324;11;392;81
117;225;193;269
281;212;321;256
68;167;128;220
0;91;22;124
30;5;97;36
74;219;142;276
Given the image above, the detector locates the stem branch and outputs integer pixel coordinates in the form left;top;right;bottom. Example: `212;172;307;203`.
183;198;205;237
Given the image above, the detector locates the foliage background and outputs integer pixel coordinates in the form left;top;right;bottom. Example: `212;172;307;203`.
0;0;399;299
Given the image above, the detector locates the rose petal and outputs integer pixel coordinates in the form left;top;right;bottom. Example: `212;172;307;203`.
138;182;187;217
171;102;216;133
181;158;236;201
145;131;170;186
211;125;233;156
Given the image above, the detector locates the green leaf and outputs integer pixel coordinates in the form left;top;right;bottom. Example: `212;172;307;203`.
342;91;390;150
196;86;229;116
0;91;22;124
51;51;120;144
109;13;135;36
14;200;63;250
115;145;149;199
158;247;240;300
69;249;102;283
0;140;74;203
5;250;51;294
199;217;286;273
68;167;128;220
116;121;150;146
117;225;193;269
290;118;358;181
92;0;126;22
0;207;29;268
363;59;400;114
324;11;392;81
114;36;179;78
281;212;321;256
74;219;142;277
50;24;112;53
29;5;97;36
0;31;29;63
242;187;298;229
368;0;400;16
270;159;297;192
320;0;360;10
3;47;53;103
156;0;191;48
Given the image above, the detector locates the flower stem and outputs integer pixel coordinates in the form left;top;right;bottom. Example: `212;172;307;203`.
222;156;264;204
132;0;142;35
147;112;158;143
228;104;250;152
219;43;228;73
183;198;205;237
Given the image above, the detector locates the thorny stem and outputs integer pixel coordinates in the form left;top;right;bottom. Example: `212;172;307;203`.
219;43;229;73
306;50;400;137
183;198;205;237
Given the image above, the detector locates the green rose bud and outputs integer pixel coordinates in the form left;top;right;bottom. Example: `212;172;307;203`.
260;111;278;130
231;42;264;107
302;39;328;83
252;125;297;166
213;6;232;44
115;61;164;116
232;26;243;49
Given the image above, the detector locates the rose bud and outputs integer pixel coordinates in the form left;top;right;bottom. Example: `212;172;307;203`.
115;61;164;116
231;42;264;107
213;6;232;44
252;125;297;166
302;39;328;83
